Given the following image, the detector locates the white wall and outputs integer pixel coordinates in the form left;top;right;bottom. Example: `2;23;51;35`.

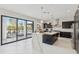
0;8;37;45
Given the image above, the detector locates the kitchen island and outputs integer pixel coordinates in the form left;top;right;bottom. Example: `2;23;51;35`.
32;32;59;45
43;32;59;45
32;32;76;54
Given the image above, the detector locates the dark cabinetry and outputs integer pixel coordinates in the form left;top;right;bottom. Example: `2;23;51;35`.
43;33;59;45
60;32;72;38
43;23;52;28
62;21;73;28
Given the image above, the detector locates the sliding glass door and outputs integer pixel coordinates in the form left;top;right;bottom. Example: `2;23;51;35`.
27;21;33;38
17;19;27;40
1;15;34;45
1;16;17;44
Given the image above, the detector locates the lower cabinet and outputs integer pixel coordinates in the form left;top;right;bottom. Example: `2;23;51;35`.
43;33;59;45
60;32;72;38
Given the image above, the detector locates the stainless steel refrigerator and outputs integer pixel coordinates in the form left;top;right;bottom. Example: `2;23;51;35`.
74;7;79;53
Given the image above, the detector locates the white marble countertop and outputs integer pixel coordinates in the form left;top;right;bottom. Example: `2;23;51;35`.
53;28;73;32
43;32;59;35
33;31;59;35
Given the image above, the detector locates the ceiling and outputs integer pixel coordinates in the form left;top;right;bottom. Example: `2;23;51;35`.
0;4;78;20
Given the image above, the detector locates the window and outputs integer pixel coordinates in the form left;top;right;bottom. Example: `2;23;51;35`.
18;19;27;40
1;16;17;44
27;21;33;38
1;15;34;45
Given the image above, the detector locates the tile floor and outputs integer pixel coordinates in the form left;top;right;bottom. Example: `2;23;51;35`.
0;38;32;54
0;37;77;54
54;37;73;49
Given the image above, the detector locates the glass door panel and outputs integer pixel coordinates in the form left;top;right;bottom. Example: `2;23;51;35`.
18;19;27;40
2;16;17;44
27;21;33;38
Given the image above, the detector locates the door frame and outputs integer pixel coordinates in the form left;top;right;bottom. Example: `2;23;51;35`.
17;18;27;40
27;20;34;38
1;15;18;45
1;15;34;45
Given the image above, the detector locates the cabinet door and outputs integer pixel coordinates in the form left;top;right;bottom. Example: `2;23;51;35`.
60;32;71;38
